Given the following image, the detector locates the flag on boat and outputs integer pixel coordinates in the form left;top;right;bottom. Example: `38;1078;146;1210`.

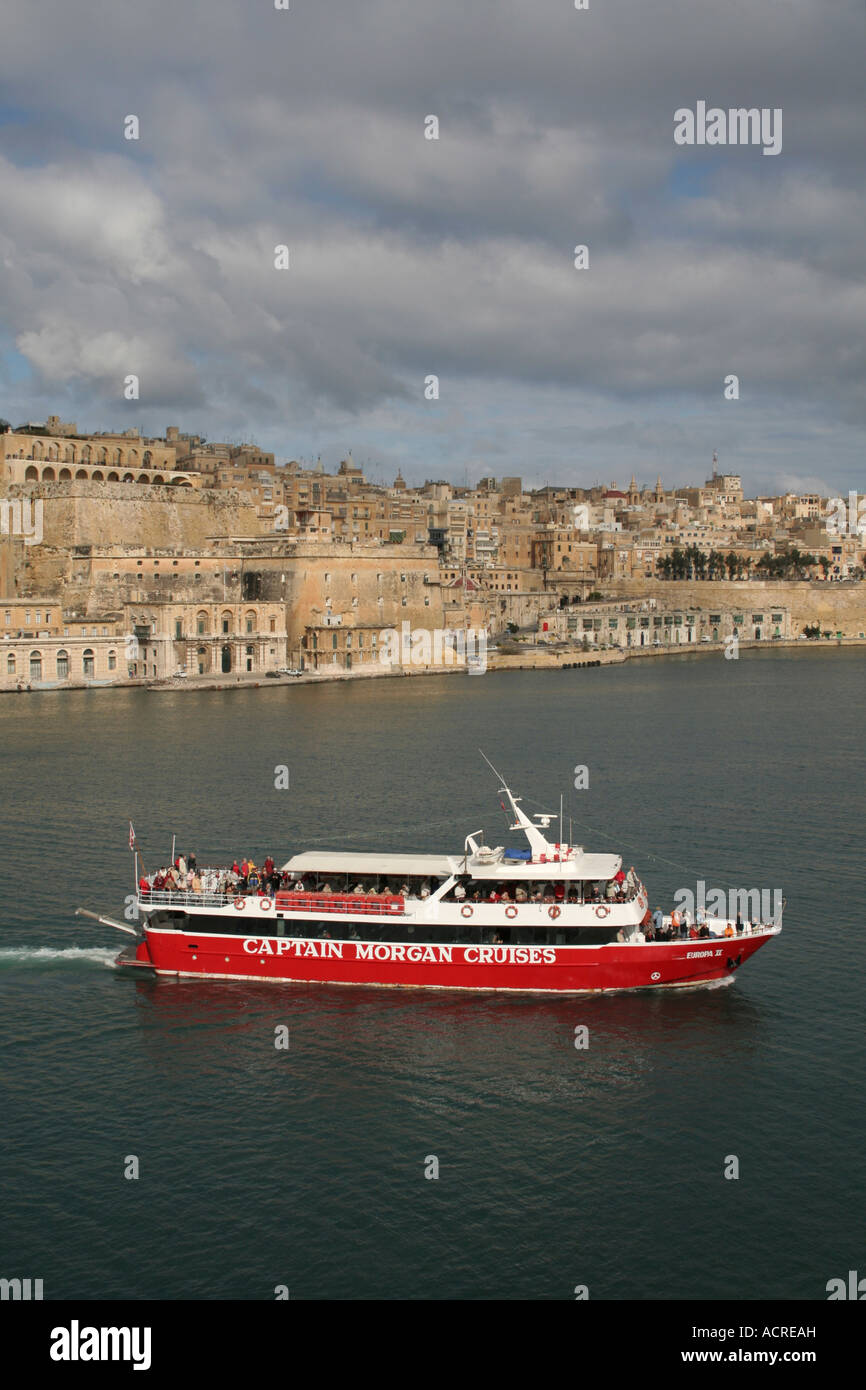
129;821;136;851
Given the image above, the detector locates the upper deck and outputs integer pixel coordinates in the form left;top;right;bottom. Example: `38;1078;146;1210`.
282;846;621;882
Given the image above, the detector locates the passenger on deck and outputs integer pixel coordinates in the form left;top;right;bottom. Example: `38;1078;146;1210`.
454;881;467;901
188;853;197;872
515;885;527;903
554;882;565;901
645;925;655;941
531;886;543;903
605;879;617;901
489;887;500;903
689;923;699;939
420;881;431;899
139;875;151;895
652;907;663;933
353;882;365;895
264;856;275;878
671;908;681;936
400;883;410;897
192;872;202;894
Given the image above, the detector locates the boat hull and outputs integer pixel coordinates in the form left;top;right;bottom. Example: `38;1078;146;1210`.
126;924;778;993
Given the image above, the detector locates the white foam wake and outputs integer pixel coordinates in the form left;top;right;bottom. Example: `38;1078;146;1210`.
0;946;118;968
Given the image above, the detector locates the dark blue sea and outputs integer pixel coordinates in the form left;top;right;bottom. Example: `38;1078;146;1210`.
1;648;863;1299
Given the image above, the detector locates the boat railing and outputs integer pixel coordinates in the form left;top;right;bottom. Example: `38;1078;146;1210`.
274;892;406;916
140;889;230;909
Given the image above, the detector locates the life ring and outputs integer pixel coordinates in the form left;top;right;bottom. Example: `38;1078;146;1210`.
260;899;271;911
505;905;518;919
548;905;561;920
595;904;610;918
461;904;473;918
234;897;245;910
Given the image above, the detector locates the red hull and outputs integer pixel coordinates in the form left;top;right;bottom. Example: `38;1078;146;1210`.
126;926;777;993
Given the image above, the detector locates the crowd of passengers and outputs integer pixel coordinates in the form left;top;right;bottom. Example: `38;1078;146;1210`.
139;855;639;905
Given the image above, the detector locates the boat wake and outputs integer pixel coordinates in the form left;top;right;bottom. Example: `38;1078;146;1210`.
0;946;118;969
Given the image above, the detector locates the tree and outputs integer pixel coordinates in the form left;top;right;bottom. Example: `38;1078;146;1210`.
0;418;11;433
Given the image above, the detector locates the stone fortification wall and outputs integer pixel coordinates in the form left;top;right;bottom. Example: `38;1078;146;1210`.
603;579;866;635
5;481;261;551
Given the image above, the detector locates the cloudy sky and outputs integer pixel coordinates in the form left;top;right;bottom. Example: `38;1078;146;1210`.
1;0;864;493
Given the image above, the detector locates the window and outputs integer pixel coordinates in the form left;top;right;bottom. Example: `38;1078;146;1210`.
752;614;764;623
332;634;338;650
25;611;31;624
108;651;116;671
30;651;42;680
269;617;276;633
7;654;15;674
246;618;253;633
4;611;9;625
175;620;183;639
56;650;69;679
83;649;95;677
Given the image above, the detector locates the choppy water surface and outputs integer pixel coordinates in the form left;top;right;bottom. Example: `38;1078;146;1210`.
0;648;863;1299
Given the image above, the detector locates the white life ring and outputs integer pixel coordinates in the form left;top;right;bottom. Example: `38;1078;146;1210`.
595;904;610;918
260;899;271;911
234;897;245;910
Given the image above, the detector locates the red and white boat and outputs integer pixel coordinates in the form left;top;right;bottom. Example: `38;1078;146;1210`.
95;776;780;994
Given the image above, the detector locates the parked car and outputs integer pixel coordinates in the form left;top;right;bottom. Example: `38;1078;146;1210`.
278;667;303;676
265;670;281;678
